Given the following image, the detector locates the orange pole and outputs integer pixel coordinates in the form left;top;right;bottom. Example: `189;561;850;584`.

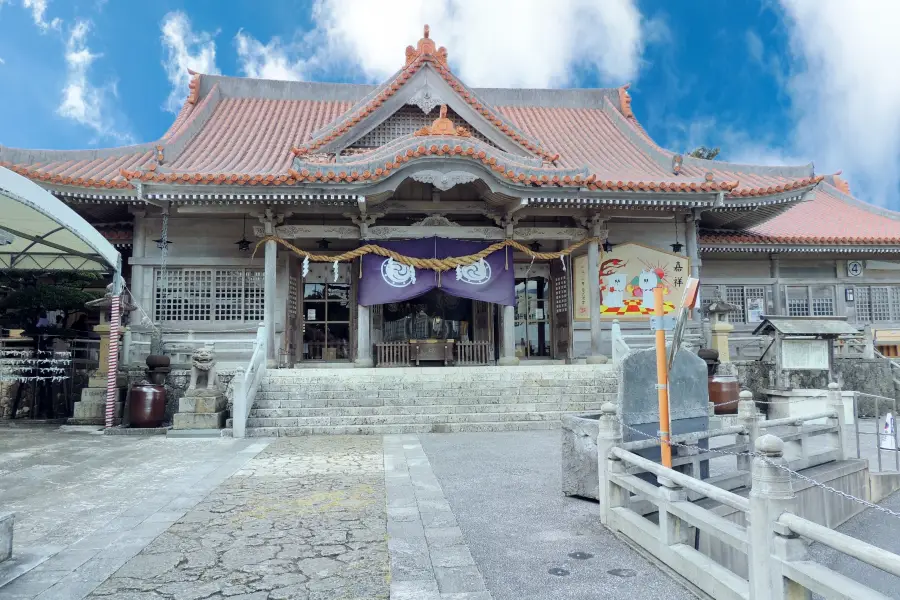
654;285;672;468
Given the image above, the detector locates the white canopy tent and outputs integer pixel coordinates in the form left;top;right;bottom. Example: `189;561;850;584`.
0;166;122;274
0;166;124;427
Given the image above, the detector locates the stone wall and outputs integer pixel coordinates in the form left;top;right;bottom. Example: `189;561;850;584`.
732;358;897;417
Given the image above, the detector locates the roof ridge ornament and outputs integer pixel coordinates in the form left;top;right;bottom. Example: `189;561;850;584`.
405;24;448;67
414;104;471;137
618;84;634;119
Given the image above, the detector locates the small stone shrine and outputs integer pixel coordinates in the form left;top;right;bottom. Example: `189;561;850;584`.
173;346;226;429
618;345;710;478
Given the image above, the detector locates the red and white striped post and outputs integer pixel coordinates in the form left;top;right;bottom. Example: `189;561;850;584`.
105;294;121;428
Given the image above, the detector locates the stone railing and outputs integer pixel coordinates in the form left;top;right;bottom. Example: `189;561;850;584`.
597;388;900;599
230;323;267;439
610;319;704;365
126;328;256;367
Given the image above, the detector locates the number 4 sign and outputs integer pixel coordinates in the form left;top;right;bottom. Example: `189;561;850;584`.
847;261;864;277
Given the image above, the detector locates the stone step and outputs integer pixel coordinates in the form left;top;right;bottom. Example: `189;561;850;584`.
251;396;615;410
245;410;586;428
236;420;561;436
248;402;603;418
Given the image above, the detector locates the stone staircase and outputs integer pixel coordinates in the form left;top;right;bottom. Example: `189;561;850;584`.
225;364;618;436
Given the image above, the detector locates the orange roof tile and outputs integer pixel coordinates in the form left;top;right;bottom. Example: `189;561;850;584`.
701;183;900;246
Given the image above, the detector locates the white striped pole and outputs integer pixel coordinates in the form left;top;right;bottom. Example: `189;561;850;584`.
105;295;121;428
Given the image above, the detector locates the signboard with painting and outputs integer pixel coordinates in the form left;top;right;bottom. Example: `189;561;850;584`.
573;242;691;321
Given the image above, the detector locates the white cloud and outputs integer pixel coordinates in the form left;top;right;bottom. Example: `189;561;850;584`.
22;0;61;32
234;30;307;81
56;20;131;143
777;0;900;207
316;0;648;87
160;11;220;113
240;0;653;88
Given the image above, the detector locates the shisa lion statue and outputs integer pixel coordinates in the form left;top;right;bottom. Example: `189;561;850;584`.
188;346;218;392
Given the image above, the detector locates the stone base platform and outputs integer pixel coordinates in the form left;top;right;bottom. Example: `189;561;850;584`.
0;512;12;564
226;364;618;437
69;387;122;426
172;390;226;430
103;425;171;436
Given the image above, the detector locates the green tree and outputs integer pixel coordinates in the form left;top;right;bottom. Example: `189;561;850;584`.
689;146;720;160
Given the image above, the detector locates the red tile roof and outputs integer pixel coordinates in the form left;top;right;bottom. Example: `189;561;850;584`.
701;182;900;246
1;25;897;247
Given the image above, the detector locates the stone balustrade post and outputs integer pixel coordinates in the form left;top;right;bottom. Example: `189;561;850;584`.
597;402;624;526
657;477;692;546
749;434;797;600
827;382;847;459
737;390;758;473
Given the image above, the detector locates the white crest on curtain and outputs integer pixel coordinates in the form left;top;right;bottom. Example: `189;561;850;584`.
381;257;416;288
455;258;491;285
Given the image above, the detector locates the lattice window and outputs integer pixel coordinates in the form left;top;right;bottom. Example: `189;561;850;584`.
244;271;265;323
347;105;497;149
786;286;809;317
892;287;900;321
725;286;745;321
154;268;264;322
872;287;891;321
856;287;872;322
810;285;835;317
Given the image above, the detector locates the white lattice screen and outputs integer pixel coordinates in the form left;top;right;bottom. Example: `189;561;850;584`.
348;105;497;149
288;275;298;320
154;268;264;322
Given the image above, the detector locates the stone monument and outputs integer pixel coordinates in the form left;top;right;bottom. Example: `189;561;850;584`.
172;346;226;429
619;345;710;479
69;286;131;425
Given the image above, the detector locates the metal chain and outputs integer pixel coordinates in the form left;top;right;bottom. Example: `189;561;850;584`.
618;421;900;520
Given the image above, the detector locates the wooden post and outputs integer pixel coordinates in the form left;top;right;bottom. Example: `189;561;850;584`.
264;238;277;365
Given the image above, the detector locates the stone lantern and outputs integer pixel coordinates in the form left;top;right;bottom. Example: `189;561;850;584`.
707;300;737;363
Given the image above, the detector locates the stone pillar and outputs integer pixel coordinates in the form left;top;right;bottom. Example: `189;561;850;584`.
737;390;758;473
498;304;519;366
129;210;147;326
771;254;783;315
264;238;277;366
711;318;734;362
587;227;607;364
355;304;373;367
597;402;624;525
70;319;123;425
828;382;847;459
748;434;797;600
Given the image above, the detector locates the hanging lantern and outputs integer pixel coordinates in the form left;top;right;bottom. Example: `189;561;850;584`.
670;216;684;254
235;214;251;252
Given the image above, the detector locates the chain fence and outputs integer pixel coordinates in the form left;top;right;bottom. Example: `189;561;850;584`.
617;420;900;521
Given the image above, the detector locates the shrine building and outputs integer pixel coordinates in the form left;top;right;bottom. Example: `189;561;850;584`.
4;26;900;369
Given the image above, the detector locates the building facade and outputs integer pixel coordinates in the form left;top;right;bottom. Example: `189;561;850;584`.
4;27;900;368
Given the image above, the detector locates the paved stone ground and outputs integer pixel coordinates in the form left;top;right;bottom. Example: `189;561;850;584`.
419;430;695;600
384;434;490;600
87;436;389;600
0;425;266;598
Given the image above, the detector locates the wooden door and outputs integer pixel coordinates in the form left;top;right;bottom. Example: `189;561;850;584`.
550;258;571;361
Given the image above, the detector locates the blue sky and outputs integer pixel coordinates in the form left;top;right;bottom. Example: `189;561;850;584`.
1;1;898;208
